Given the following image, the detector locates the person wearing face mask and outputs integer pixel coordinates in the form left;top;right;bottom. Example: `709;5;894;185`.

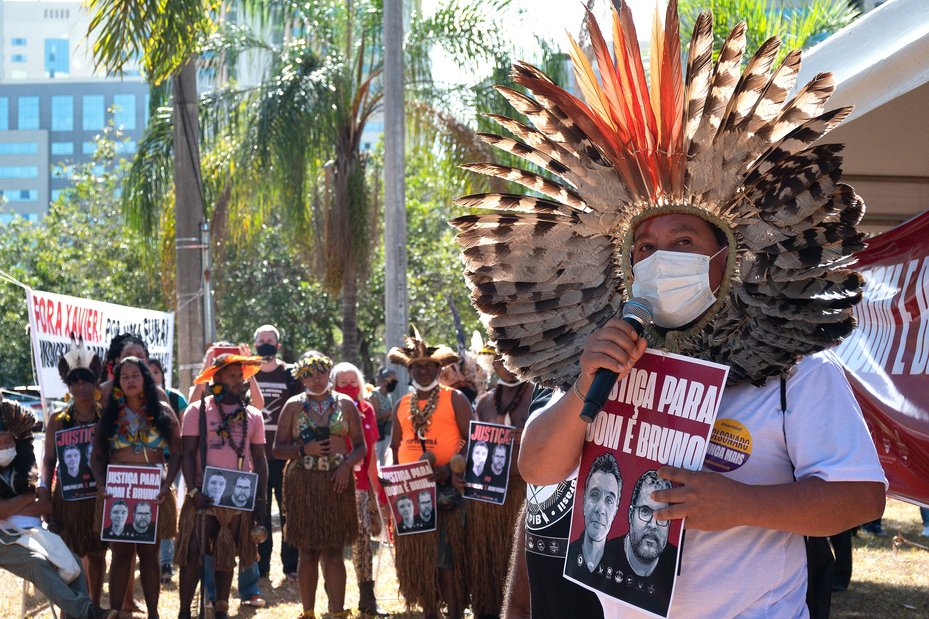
250;324;301;585
368;367;399;465
175;354;268;619
388;334;473;619
457;6;887;618
331;361;388;617
0;398;119;619
274;352;366;619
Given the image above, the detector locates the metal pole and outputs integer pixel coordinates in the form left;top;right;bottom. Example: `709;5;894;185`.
200;221;215;346
383;0;409;385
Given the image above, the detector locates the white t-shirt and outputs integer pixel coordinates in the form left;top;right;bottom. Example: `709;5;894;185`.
529;350;886;619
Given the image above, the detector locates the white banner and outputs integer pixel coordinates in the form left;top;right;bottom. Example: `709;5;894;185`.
26;289;174;401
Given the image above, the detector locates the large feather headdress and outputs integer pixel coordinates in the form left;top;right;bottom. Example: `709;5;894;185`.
452;2;866;389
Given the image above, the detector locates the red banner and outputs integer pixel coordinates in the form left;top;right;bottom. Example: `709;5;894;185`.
834;210;929;507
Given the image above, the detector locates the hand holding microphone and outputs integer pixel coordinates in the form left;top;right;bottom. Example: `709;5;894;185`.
578;298;654;423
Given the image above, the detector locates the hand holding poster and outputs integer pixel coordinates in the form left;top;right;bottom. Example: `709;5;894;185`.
100;465;162;544
381;461;436;535
464;421;515;504
55;425;97;501
564;349;728;618
202;466;259;511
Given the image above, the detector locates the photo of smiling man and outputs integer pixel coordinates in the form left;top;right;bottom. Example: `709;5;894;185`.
564;453;624;591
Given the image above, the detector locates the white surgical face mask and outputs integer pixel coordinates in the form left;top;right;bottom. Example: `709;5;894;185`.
306;382;333;396
0;447;16;467
630;247;727;329
412;378;440;392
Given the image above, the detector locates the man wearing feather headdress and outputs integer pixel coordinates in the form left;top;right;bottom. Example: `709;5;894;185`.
453;1;886;616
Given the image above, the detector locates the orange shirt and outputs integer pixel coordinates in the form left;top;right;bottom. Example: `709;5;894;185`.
397;387;464;466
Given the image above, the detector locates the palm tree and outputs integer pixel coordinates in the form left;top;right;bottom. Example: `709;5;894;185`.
121;0;522;365
86;0;215;389
678;0;860;61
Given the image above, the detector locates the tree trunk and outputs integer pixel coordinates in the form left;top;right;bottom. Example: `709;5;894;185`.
172;59;206;393
341;261;359;366
383;0;408;383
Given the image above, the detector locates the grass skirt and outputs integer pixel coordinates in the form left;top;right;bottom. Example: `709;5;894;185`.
50;482;106;556
174;500;257;571
283;460;357;550
465;479;527;615
395;504;467;615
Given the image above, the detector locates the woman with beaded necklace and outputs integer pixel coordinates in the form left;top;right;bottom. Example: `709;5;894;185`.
40;340;107;606
91;357;180;619
274;352;365;619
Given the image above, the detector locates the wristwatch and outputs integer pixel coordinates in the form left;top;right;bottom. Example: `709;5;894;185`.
187;488;200;499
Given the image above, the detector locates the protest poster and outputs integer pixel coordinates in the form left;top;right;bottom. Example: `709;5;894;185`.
563;349;729;618
55;425;97;500
381;461;436;535
464;420;515;504
25;289;174;403
100;464;162;544
202;466;259;511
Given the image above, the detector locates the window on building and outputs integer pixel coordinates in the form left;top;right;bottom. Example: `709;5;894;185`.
25;213;39;223
17;97;39;130
113;94;136;130
51;190;63;202
82;95;104;130
11;38;26;46
44;38;69;78
0;98;7;131
114;140;137;155
11;54;26;63
0;166;39;179
51;142;74;155
51;95;74;131
2;189;38;202
82;141;96;155
0;214;13;225
0;143;38;155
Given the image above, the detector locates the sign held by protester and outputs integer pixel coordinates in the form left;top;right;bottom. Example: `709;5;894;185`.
201;466;259;511
464;420;515;504
381;461;437;535
55;425;97;500
25;289;174;401
100;464;162;544
564;349;728;618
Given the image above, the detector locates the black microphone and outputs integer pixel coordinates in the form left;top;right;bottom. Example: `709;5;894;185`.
579;298;654;423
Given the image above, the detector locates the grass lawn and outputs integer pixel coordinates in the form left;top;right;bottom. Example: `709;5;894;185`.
7;498;928;617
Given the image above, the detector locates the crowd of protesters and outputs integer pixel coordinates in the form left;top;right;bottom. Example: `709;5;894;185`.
0;324;534;619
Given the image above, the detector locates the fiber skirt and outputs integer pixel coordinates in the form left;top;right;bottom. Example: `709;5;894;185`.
174;501;257;571
50;483;106;556
395;504;467;614
465;478;527;614
283;460;357;550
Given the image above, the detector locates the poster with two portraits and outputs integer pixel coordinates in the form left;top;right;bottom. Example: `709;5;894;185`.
564;349;728;618
463;421;515;504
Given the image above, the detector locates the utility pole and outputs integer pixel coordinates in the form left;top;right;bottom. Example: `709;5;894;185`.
173;60;206;393
383;0;408;383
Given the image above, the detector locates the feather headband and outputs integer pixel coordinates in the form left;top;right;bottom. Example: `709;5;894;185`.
58;334;102;384
452;1;866;389
387;335;460;369
292;354;334;380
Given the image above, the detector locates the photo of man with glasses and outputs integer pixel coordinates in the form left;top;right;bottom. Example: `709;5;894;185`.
615;470;677;616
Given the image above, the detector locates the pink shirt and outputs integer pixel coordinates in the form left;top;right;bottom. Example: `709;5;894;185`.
181;398;265;484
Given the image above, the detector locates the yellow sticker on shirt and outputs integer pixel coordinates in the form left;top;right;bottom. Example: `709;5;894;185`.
704;418;752;473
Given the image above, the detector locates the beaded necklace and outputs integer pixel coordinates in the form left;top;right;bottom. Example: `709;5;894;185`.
410;387;441;440
300;393;336;430
215;398;249;470
112;387;154;455
59;401;100;428
493;382;529;426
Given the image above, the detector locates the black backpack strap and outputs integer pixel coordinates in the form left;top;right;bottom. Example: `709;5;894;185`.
780;374;834;619
199;397;209;488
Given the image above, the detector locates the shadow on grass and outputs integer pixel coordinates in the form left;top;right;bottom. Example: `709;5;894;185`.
832;579;929;618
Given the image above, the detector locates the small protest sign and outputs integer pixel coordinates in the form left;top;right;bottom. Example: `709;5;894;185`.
464;421;515;504
100;464;162;544
202;466;259;511
55;425;97;500
381;461;436;535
